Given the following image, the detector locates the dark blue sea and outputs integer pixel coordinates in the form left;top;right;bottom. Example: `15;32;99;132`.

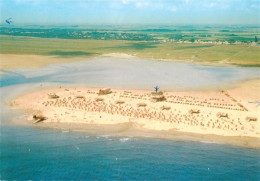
1;58;260;180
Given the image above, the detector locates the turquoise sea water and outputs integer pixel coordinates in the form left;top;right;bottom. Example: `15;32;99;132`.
1;58;260;180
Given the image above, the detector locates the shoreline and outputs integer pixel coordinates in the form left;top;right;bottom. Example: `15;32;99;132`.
2;53;260;70
10;80;260;148
9;120;260;149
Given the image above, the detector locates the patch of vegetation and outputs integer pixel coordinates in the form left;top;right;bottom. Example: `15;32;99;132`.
138;29;180;32
173;45;214;50
219;30;230;32
1;25;259;44
47;51;96;57
0;28;155;41
112;42;158;50
232;63;260;67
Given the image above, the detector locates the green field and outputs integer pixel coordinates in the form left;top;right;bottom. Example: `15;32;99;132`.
1;25;260;43
1;26;260;67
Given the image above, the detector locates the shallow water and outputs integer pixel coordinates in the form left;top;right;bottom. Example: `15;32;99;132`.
1;57;260;89
1;58;260;180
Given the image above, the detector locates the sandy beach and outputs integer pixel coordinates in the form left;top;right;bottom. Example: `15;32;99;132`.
10;79;260;147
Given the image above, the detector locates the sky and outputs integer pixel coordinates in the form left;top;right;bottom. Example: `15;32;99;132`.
0;0;259;25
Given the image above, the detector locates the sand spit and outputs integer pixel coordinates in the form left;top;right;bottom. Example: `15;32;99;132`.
11;80;260;142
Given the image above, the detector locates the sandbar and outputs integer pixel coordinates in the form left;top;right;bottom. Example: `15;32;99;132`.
11;79;260;148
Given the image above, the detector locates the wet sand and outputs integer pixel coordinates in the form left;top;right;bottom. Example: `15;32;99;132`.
2;55;259;90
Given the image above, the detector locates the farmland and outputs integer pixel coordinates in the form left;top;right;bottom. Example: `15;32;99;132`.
0;25;259;68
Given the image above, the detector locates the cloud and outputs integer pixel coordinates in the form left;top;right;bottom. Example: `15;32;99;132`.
135;2;149;7
15;0;45;4
121;0;149;7
121;0;129;4
201;0;230;9
208;2;216;8
183;0;190;4
6;0;258;13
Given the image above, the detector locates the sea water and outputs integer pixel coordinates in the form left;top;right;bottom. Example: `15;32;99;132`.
1;126;260;180
1;58;260;180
